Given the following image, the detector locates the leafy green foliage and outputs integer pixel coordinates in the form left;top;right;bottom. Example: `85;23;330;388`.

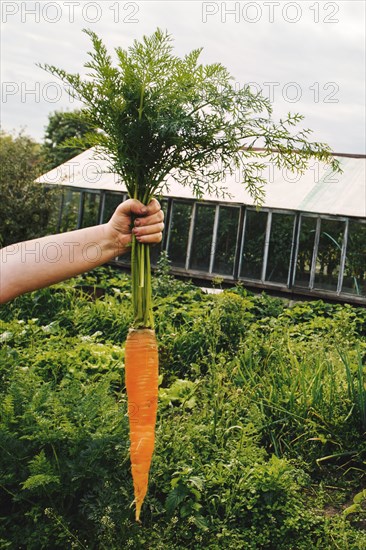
0;131;59;247
21;450;60;491
42;110;98;170
39;28;340;206
159;379;198;410
0;267;365;548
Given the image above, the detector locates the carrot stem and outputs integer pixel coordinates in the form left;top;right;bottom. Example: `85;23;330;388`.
130;203;154;329
139;245;144;289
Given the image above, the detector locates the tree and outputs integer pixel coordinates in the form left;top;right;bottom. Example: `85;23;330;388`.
42;109;98;170
0;131;59;247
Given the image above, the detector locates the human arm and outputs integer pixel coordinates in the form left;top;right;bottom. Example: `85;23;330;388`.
0;198;164;304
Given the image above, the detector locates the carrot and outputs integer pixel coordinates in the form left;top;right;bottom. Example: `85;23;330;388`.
125;327;159;522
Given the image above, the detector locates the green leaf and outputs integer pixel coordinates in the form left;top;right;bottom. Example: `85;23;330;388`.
193;515;209;531
165;485;189;515
21;474;60;491
353;489;366;505
343;503;361;517
188;476;204;492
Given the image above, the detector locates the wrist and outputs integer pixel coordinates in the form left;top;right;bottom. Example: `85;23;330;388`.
102;222;131;257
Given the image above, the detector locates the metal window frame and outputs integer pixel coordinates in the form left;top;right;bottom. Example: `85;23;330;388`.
162;198;173;252
261;211;272;282
77;192;85;229
185;201;219;275
59;187;83;231
292;213;319;290
288;213;300;288
210;204;241;278
99;192;106;225
263;211;297;287
309;216;321;290
56;191;65;233
165;199;174;254
238;207;269;282
78;189;102;229
237;206;248;278
233;205;246;279
186;201;218;273
293;213;348;291
166;199;194;269
96;191;104;225
98;190;125;225
337;218;349;295
339;217;366;297
185;202;196;271
312;215;347;291
209;205;220;274
72;191;83;229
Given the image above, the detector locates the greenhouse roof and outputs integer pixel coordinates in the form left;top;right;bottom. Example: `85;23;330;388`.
38;147;366;218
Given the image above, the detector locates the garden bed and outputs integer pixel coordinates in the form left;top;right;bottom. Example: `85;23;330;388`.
0;266;365;549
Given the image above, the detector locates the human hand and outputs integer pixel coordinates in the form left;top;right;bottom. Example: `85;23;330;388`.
106;198;165;253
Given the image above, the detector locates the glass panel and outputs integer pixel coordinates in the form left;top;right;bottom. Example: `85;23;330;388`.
168;201;193;268
213;206;240;276
81;192;100;228
240;210;267;280
314;219;344;291
342;220;366;296
102;192;123;223
189;204;216;271
294;216;317;288
45;187;63;234
151;200;169;266
60;189;81;232
266;213;295;284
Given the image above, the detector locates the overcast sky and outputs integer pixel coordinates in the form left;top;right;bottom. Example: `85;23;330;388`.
1;0;365;154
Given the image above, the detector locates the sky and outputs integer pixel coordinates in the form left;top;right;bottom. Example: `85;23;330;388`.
1;0;365;154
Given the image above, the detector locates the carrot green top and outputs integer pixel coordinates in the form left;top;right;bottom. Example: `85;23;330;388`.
39;28;341;327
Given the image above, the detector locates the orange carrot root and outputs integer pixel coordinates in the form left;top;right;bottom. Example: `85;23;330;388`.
125;328;159;522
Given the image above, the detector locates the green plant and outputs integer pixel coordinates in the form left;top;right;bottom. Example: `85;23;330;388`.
165;466;207;530
0;130;59;247
42;109;98;170
1;271;365;548
343;488;366;518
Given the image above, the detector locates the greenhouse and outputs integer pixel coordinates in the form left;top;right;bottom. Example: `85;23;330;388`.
38;148;366;304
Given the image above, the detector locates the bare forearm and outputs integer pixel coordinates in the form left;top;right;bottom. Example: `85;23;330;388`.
0;224;127;303
0;198;164;304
